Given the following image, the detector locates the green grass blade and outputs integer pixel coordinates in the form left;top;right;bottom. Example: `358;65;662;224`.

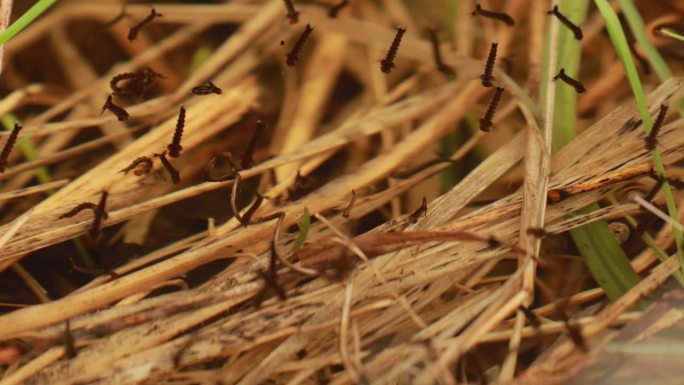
658;28;684;43
595;0;684;277
0;0;58;45
617;0;672;81
292;207;310;251
545;0;640;301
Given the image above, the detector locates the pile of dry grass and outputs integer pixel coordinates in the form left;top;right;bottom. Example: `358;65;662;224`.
0;1;683;384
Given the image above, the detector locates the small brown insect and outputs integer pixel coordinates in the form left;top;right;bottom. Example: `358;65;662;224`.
553;68;585;93
480;42;498;87
426;28;454;75
110;67;163;97
328;0;349;18
381;27;406;74
518;305;541;328
286;24;314;67
471;3;515;26
128;7;162;41
555;302;588;352
58;202;100;219
83;191;109;241
282;0;299;24
479;86;504;132
191;81;222;95
110;72;141;95
167;106;185;158
154;151;180;184
526;227;550;238
203;152;240;182
342;190;356;218
0;123;22;173
63;320;77;359
408;196;428;223
120;156;153;176
101;94;129;121
242;120;265;169
644;104;668;150
547;5;583;40
546;188;570;204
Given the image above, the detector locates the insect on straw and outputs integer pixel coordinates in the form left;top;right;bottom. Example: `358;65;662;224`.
380;27;406;74
408;197;428;223
242;120;265;169
191;81;222;95
471;3;515;26
479;86;504;132
286;24;314;67
154;151;180;184
480;42;498;87
128;7;162;41
342;190;356;218
120;156;153;176
328;0;349;18
167;105;185;158
547;5;583;40
553;68;585;94
0;123;22;172
644;104;668;150
282;0;299;24
101;94;129;121
426;28;454;75
89;191;109;241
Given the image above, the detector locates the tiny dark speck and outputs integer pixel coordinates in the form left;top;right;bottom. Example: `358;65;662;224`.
619;117;642;134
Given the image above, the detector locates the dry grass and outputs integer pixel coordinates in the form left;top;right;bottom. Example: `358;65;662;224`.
0;0;683;384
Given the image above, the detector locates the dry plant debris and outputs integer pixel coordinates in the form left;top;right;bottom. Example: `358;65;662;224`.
0;1;682;384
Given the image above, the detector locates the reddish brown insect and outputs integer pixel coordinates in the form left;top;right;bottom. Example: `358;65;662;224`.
203;152;239;182
518;306;541;328
241;120;265;169
526;227;550;238
101;94;129;121
480;42;498;87
342;190;356;218
328;0;349;18
58;203;100;219
282;0;299;24
645;104;668;150
89;190;109;240
548;5;583;40
191;81;222;95
154;151;181;184
408;197;428;223
555;301;588;352
546;188;570;204
426;28;454;75
167;106;185;158
0;123;22;173
479;86;504;132
128;7;162;41
286;24;314;67
471;3;515;26
553;68;585;94
120;156;153;176
380;27;406;74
